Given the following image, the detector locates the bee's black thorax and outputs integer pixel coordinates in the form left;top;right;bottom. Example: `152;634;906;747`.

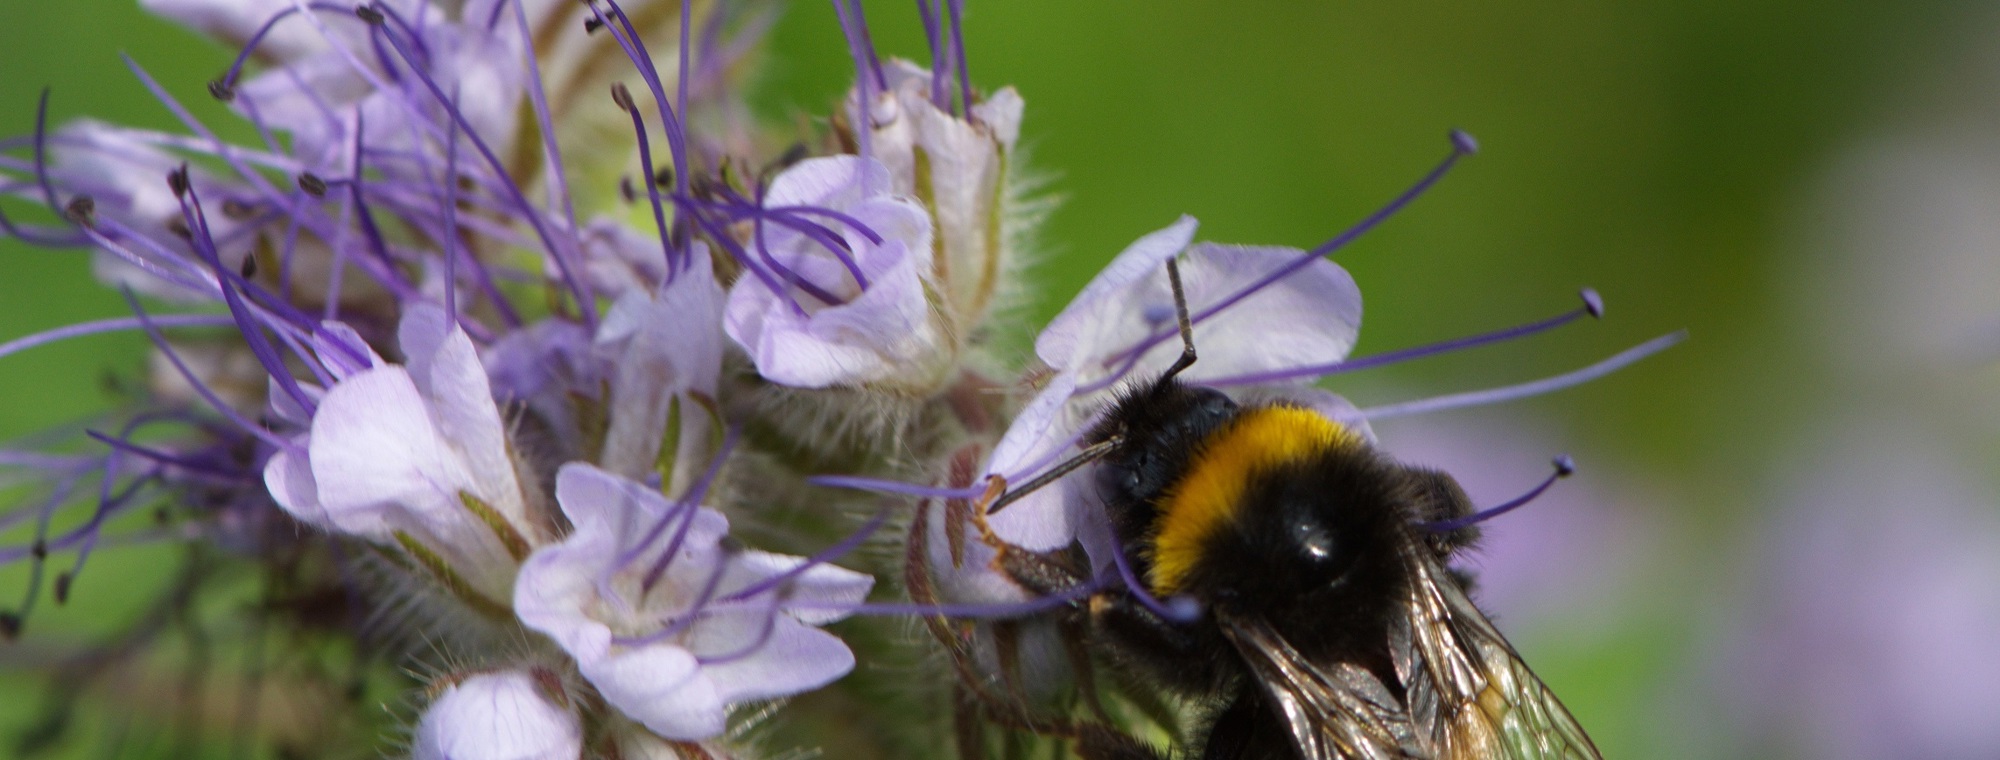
1084;377;1446;703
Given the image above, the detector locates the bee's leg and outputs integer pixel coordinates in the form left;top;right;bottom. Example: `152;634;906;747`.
1074;724;1171;760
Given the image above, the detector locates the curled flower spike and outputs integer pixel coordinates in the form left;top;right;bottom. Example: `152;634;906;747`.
514;463;872;740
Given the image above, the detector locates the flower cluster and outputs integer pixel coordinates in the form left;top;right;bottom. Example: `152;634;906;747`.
0;0;1678;757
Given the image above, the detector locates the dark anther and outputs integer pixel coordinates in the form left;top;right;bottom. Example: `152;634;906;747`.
652;166;674;188
610;82;637;113
165;216;194;241
583;17;605;34
154;507;172;525
297;173;329;198
221;199;257;220
354;4;385;25
1553;455;1576;477
240;253;259;278
207;79;236;102
53;573;71;605
0;613;20;641
618;176;637;204
29;540;47;560
64;195;96;227
1580;288;1604;320
166;165;192;198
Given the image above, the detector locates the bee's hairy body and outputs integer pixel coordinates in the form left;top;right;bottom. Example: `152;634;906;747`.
1078;378;1462;758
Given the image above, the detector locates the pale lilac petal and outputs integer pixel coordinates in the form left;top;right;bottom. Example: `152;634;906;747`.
306;366;458;533
1173;243;1360;384
550;463;728;552
727;240;944;387
719;550;873;626
512;541;612;661
920;498;1035;604
598;257;725;481
685;613;857;703
580;647;723;741
970;87;1025;148
1036;216;1198;370
978;374;1089;551
412;670;582;760
764;155;893;212
141;0;329;61
262;446;335;530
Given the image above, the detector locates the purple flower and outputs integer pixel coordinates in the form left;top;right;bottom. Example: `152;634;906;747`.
513;463;872;741
723;155;943;389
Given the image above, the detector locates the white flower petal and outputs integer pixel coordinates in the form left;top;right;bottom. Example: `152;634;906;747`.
686;612;857;703
580;647;723;741
1037;216;1199;371
412;670;582;760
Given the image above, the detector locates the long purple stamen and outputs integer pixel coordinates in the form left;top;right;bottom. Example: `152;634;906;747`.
591;0;692;263
805;475;988;500
3;89;88;246
1361;330;1687;420
611;83;677;278
211;2;356;101
121;289;294;451
367;9;598;327
1422;456;1575;533
171;170;316;415
1102;132;1478;373
0;315;236;362
831;0;883;160
1103;513;1202;623
916;0;952;112
1205;289;1604;388
694;591;786;666
637;427;741;594
946;0;973;113
505;0;585;276
718;506;893;604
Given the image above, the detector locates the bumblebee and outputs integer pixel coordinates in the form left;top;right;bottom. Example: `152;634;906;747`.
987;260;1602;760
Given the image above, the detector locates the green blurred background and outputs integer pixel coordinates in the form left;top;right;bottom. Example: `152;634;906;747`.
5;0;1998;757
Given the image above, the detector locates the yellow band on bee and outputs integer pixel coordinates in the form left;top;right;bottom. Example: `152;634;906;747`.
1148;406;1358;596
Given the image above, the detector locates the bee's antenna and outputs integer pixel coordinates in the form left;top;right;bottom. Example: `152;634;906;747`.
1421;455;1575;533
985;437;1122;515
1161;257;1198;381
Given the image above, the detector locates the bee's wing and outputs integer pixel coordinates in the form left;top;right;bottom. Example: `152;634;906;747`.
1391;546;1602;760
1218;615;1427;760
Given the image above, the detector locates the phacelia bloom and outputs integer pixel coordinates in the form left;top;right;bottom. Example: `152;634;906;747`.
0;0;1678;757
515;463;871;740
